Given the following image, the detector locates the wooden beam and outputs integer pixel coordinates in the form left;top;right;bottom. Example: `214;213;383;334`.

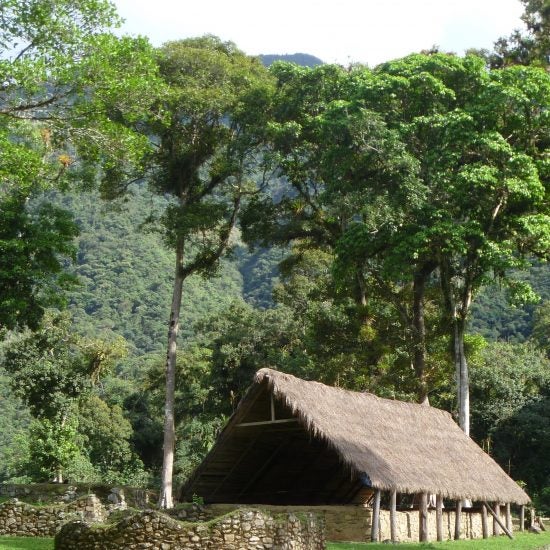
419;493;428;542
209;434;260;498
505;503;512;533
236;418;298;427
237;437;289;497
484;502;514;540
482;502;489;539
520;505;525;532
454;500;462;540
270;393;275;421
436;494;443;542
371;489;381;542
493;503;501;536
390;490;397;543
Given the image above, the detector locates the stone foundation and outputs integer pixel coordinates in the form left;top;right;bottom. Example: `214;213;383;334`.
0;483;154;509
55;508;325;550
205;503;508;543
377;508;510;542
0;495;106;537
207;504;370;542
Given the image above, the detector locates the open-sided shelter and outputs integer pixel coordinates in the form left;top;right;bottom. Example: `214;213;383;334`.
182;368;530;542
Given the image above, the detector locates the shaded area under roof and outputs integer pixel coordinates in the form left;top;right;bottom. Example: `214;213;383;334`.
182;368;530;505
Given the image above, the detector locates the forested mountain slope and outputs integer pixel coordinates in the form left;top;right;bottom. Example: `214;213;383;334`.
54;185;279;354
259;53;323;67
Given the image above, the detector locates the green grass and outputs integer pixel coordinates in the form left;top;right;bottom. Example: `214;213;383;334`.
0;531;548;550
0;537;53;550
328;531;550;549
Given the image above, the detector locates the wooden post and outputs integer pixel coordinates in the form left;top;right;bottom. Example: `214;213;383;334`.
454;500;462;540
520;505;525;532
505;503;512;533
481;502;488;539
390;490;397;543
494;503;501;536
484;501;513;540
436;494;443;542
531;507;536;527
371;489;381;542
419;493;428;542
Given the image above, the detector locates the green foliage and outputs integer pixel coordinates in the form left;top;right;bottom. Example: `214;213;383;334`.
56;185;245;352
0;192;79;332
25;416;81;482
470;263;550;342
470;341;550;441
0;312;90;419
493;396;550;513
532;300;550;356
259;53;324;67
76;395;148;485
469;341;550;507
0;369;31;482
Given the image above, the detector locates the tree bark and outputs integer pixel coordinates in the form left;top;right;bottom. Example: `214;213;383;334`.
482;503;489;538
159;236;185;509
390;490;397;543
436;494;443;542
371;489;381;542
455;318;469;436
413;269;430;405
455;500;462;540
440;260;471;436
412;263;436;405
419;493;428;542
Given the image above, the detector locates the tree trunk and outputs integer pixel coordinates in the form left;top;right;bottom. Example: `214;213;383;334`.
159;236;185;509
413;270;429;405
455;318;469;436
440;260;470;436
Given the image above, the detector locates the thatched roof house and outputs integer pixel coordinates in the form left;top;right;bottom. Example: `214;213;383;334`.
181;368;529;507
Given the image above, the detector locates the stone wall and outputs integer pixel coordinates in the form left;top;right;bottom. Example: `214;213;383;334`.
0;495;106;537
0;483;154;509
207;504;370;543
206;504;508;543
377;508;507;542
55;508;325;550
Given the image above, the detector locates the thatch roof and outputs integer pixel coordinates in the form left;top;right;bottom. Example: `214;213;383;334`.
182;368;530;505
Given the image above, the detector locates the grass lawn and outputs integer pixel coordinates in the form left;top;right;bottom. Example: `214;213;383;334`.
0;537;53;550
328;531;550;549
0;532;548;550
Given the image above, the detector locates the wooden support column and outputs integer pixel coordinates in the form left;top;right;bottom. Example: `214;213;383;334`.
520;505;525;532
505;503;512;533
419;493;428;542
454;500;462;540
371;489;381;542
493;503;501;536
481;502;488;539
390;490;397;543
484;502;514;540
436;494;443;542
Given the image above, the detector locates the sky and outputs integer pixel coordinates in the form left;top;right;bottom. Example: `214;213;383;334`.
112;0;526;66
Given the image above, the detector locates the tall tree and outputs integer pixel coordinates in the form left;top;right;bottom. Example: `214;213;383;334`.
241;62;438;404
0;311;127;481
0;0;159;332
244;55;549;430
100;36;270;508
353;54;550;433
